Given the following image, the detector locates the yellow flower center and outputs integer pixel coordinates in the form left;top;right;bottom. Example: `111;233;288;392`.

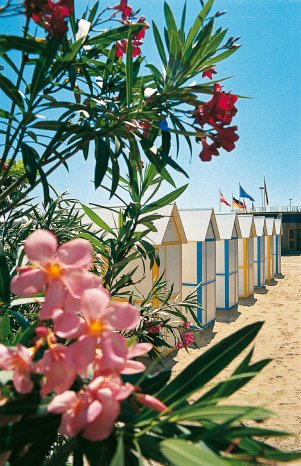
45;263;63;280
89;320;105;337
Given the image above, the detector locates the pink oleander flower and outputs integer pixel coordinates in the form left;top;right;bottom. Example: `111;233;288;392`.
176;331;195;350
182;321;191;329
10;230;101;319
145;320;163;334
34;343;77;396
59;288;140;372
94;332;152;376
0;345;33;394
135;393;168;413
48;375;129;441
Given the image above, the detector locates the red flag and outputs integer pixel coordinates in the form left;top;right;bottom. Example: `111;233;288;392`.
220;191;231;207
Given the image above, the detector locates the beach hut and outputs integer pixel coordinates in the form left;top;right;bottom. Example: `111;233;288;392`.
237;215;256;298
215;213;241;310
265;217;276;282
274;218;283;275
82;203;187;301
179;209;220;327
253;216;267;288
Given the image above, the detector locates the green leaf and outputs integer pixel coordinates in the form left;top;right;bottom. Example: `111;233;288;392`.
0;74;24;111
152;22;167;67
0;415;60;453
155;322;264;407
21;142;38;187
126;32;133;107
0;241;10;306
184;0;214;54
141;184;188;214
0;35;45;54
94;138;110;189
42;438;77;466
0;310;10;342
109;433;124;466
160;439;230;466
81;204;114;234
30;37;60;102
0;396;50;416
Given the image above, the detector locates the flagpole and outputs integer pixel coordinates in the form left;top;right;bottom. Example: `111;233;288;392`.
219;189;221;212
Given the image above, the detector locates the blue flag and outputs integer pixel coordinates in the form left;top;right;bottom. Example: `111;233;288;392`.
239;184;255;202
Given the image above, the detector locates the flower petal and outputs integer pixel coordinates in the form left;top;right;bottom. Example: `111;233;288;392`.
62;270;101;299
100;333;127;371
52;309;86;339
80;288;110;324
106;302;140;330
65;336;96;372
10;268;47;297
48;391;77;414
127;342;152;358
86;400;102;423
40;281;65;319
25;230;57;264
57;239;93;269
121;360;146;374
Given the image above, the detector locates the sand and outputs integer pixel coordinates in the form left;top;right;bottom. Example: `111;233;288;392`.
155;255;301;460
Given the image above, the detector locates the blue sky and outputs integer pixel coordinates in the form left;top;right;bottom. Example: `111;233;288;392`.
1;0;301;210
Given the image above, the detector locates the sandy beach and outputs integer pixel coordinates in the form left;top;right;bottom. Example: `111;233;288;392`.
158;255;301;457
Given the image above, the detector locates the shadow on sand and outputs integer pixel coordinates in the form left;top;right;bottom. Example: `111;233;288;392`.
196;324;218;348
266;278;278;287
239;295;257;307
216;305;241;323
275;273;285;279
254;286;268;295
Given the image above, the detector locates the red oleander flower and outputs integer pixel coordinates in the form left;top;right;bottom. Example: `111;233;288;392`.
25;0;74;36
199;138;220;162
213;124;239;152
202;67;217;80
194;84;238;126
115;38;143;58
110;0;133;20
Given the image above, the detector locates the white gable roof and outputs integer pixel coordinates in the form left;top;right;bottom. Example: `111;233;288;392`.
237;214;256;239
179;209;220;242
215;213;242;240
274;218;283;235
253;216;267;237
82;203;187;245
265;217;276;236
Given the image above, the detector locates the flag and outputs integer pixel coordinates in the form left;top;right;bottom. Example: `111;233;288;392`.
264;177;269;206
239;184;255;202
220;190;231;207
251;202;255;211
232;197;246;210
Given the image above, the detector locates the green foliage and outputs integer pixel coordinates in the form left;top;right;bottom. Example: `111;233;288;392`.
0;0;239;216
0;323;300;465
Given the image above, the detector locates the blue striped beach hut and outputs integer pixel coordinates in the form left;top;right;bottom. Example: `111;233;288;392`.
215;213;242;310
180;209;220;327
265;217;276;282
253;216;267;288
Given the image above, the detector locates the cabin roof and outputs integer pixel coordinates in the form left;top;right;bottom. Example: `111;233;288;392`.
253;216;268;237
265;217;276;236
215;213;242;240
274;218;283;235
237;214;257;238
179;209;220;242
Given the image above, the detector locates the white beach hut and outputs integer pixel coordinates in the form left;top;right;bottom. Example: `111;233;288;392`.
215;213;241;310
179;209;220;327
253;216;267;288
274;218;283;275
265;217;276;282
82;203;187;302
237;215;256;298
